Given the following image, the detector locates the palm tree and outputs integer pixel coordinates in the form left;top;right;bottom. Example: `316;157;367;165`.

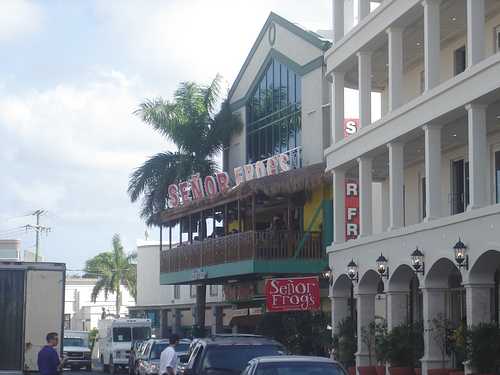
127;74;242;226
84;234;137;318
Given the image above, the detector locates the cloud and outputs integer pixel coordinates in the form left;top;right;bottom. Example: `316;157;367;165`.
94;0;331;88
0;0;43;42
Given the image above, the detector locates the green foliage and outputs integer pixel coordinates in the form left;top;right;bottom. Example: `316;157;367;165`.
467;322;500;374
256;311;332;357
128;75;243;225
449;321;467;368
84;234;137;317
430;313;455;368
332;317;357;367
361;317;388;365
385;322;424;367
88;328;99;353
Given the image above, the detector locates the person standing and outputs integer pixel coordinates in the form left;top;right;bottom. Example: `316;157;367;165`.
159;334;180;375
38;332;64;375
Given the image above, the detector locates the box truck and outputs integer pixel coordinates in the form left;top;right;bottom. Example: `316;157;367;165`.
0;262;66;375
98;318;151;373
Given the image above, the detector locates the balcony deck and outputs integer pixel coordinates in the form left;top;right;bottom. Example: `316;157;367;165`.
160;230;326;284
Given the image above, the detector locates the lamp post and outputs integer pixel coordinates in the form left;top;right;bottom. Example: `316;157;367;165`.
376;253;389;279
453;238;469;270
410;247;425;275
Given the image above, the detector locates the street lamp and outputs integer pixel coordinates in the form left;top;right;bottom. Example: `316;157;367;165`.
347;259;359;283
322;265;334;286
453;238;469;270
410;247;425;275
376;253;389;279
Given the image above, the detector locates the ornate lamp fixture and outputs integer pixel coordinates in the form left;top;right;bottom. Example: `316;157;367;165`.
376;253;390;279
453;238;469;270
347;259;359;283
410;247;425;275
322;265;334;286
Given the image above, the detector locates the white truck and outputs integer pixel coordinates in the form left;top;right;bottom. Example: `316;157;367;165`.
0;261;65;375
98;318;152;374
63;330;92;371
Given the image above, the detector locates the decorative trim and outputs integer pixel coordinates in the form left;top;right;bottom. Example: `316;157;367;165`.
228;11;330;105
230;50;324;111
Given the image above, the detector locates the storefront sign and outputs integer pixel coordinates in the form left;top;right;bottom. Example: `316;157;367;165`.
234;152;290;186
345;179;359;241
231;308;249;318
167;172;231;208
265;276;320;312
344;118;360;138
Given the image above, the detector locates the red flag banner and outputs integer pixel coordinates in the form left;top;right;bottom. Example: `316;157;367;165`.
265;276;320;312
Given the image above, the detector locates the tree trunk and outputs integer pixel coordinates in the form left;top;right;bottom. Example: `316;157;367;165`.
195;285;207;337
116;288;121;318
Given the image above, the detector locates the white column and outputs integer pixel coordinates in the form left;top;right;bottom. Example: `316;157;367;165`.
358;0;370;22
356;292;376;367
467;0;485;67
387;27;403;111
358;156;373;237
386;290;408;330
388;142;404;230
331;296;350;335
333;168;346;244
423;124;442;221
423;0;442;90
466;103;488;210
358;51;372;128
331;71;345;144
421;288;450;373
465;283;493;326
333;0;345;43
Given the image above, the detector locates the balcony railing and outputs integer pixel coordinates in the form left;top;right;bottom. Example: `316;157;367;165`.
160;230;323;274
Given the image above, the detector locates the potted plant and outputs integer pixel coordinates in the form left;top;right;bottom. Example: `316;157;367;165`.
448;321;467;375
386;322;424;375
360;321;378;375
332;317;357;374
428;314;455;375
467;322;500;375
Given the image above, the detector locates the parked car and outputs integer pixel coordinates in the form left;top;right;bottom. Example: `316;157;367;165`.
136;339;169;375
180;335;285;375
129;340;147;375
175;339;192;364
63;331;92;372
241;356;348;375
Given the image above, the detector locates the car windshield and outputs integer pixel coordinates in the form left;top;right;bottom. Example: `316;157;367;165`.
255;362;346;375
113;327;132;342
150;343;169;360
64;338;86;347
203;345;284;373
132;327;151;340
175;343;190;353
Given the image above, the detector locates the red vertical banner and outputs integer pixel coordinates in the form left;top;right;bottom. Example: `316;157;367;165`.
343;119;360;241
345;179;359;241
344;118;360;138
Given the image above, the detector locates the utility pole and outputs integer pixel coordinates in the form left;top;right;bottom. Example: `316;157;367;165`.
29;210;50;262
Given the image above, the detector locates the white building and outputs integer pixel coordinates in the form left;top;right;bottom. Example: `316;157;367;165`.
131;240;233;338
326;0;500;374
0;239;20;260
65;277;136;331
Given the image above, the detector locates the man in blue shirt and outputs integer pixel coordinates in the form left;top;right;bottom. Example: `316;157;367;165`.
38;332;63;375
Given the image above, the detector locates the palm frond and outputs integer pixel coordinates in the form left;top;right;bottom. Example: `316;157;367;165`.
203;74;222;117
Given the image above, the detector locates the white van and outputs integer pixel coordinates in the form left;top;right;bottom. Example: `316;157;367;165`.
98;319;151;374
63;331;91;371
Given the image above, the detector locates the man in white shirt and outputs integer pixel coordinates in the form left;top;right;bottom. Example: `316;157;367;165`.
160;334;180;375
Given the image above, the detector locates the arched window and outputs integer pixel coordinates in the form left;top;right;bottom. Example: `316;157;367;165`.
246;59;301;164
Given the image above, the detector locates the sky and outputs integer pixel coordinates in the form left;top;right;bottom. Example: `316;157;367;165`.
0;0;333;271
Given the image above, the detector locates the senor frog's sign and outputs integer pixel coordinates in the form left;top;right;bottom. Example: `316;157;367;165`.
265;276;320;312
